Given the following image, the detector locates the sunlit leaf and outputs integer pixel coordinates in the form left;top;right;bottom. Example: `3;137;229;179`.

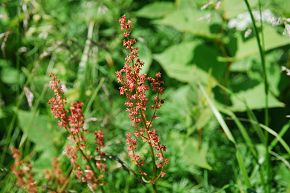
235;25;290;59
17;110;61;151
154;9;215;37
154;41;219;83
135;2;175;19
230;84;284;111
221;0;258;19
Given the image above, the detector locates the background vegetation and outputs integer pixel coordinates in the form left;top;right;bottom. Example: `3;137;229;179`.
0;0;290;192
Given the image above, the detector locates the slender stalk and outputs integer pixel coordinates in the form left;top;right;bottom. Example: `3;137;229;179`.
100;186;105;193
131;66;158;180
59;167;73;192
152;183;158;193
140;112;158;177
72;134;100;179
104;154;139;177
243;1;270;192
243;0;269;126
74;136;106;193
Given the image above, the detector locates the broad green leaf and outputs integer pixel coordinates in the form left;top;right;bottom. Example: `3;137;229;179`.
1;67;24;85
193;44;226;78
155;41;196;65
154;9;214;37
175;0;208;9
221;0;258;19
230;84;284;112
235;25;290;59
229;58;252;72
17;110;61;151
183;143;212;170
154;41;200;83
154;41;220;83
158;62;212;84
270;0;290;16
135;2;175;19
230;52;282;96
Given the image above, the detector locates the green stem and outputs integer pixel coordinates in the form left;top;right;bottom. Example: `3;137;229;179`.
243;0;269;126
243;1;270;193
104;154;139;177
59;166;73;192
140;112;158;177
152;183;158;193
73;135;100;179
100;186;105;193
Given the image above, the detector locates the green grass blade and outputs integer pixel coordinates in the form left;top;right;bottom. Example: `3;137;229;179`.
222;110;257;158
269;151;290;170
246;107;265;143
236;148;251;187
269;122;290;151
198;83;236;144
259;124;290;155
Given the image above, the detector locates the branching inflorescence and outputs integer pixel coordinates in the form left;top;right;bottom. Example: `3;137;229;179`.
116;16;168;184
48;73;106;191
11;16;168;192
11;147;38;193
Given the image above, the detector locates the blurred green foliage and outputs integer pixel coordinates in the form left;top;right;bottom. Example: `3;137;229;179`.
0;0;290;192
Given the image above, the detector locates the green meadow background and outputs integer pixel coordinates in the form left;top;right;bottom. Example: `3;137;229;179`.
0;0;290;192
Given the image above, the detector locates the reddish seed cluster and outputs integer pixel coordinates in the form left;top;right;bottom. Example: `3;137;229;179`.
65;145;78;165
126;133;144;167
11;148;38;193
94;130;106;172
117;15;168;179
48;74;106;190
48;73;68;128
74;164;104;190
68;102;88;150
116;16;164;126
43;158;67;190
69;102;85;135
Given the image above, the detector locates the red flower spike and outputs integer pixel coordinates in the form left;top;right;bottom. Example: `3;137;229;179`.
10;148;38;193
48;74;106;189
117;15;168;181
48;73;68;128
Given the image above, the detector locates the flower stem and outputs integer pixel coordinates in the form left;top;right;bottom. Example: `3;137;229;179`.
140;112;157;178
152;183;158;193
243;1;270;192
72;134;100;181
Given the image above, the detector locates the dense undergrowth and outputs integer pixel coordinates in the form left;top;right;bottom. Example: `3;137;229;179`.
0;0;290;192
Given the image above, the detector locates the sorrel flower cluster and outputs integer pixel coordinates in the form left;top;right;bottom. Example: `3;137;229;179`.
11;147;70;193
11;147;38;193
43;158;67;191
116;16;168;182
48;73;106;190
